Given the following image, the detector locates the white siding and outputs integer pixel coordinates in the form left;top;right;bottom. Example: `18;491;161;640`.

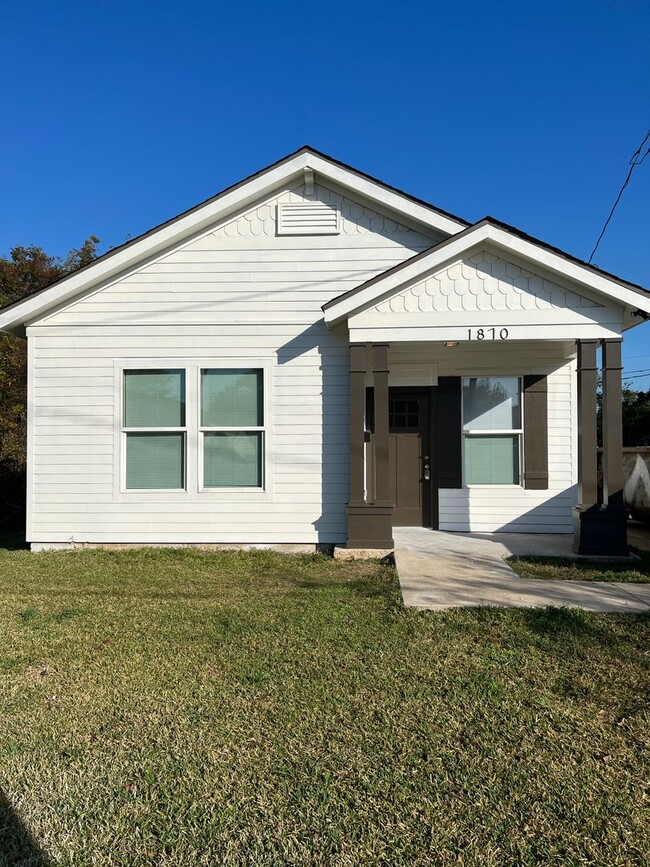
28;182;438;546
390;342;576;534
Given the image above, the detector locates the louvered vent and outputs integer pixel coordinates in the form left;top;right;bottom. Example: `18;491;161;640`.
276;202;340;235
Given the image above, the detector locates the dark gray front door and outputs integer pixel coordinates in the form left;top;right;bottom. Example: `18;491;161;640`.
388;391;432;526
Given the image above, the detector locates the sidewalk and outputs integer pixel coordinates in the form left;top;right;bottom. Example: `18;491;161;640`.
394;527;650;612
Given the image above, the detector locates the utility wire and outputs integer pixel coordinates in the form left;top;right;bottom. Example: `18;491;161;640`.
588;127;650;263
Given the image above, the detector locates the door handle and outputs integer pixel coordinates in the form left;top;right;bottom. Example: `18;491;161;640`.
423;456;431;481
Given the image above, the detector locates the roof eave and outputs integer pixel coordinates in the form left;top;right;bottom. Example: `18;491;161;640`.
0;146;469;333
323;219;650;327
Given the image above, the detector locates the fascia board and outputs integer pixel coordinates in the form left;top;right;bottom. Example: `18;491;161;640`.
0;155;312;335
484;225;650;314
304;153;466;236
323;226;490;326
0;151;468;336
324;222;650;327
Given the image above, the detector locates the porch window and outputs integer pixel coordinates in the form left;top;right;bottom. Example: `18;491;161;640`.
462;376;522;485
123;370;186;489
200;369;264;488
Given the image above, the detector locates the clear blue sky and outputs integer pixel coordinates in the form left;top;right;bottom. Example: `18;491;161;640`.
1;0;648;377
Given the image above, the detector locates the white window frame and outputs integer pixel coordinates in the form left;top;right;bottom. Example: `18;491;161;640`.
461;375;524;488
121;368;187;492
113;359;273;501
198;366;266;493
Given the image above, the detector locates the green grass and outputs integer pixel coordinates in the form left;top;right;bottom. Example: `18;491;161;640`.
508;548;650;583
1;542;649;866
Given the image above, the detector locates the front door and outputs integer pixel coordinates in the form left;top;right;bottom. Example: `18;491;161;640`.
388;390;432;526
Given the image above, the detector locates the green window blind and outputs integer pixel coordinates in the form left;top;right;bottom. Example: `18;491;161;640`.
204;433;262;488
126;433;185;489
201;369;263;428
465;435;519;485
124;370;185;428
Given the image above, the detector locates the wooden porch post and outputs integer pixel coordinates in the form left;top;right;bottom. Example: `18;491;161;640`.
600;338;628;554
373;344;391;505
348;343;367;508
346;342;394;549
576;339;599;509
572;338;628;555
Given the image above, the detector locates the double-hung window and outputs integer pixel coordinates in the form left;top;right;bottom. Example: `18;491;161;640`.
462;376;522;485
123;369;186;489
122;366;265;491
200;369;264;488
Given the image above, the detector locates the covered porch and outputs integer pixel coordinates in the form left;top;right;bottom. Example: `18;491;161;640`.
322;219;644;558
341;338;627;557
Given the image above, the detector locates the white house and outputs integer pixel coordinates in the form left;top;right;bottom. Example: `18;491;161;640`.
1;147;648;555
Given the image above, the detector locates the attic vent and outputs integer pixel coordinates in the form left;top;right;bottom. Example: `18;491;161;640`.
276;202;340;235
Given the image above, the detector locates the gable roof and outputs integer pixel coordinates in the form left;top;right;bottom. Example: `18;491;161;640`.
323;217;650;326
0;146;469;335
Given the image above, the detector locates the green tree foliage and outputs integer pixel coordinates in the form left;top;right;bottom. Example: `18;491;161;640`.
622;386;650;446
0;237;100;478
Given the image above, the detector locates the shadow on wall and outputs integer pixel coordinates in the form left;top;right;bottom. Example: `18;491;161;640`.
439;486;578;533
277;321;349;545
0;789;54;866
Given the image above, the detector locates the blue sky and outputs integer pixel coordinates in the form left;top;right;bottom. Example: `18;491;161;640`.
1;0;648;376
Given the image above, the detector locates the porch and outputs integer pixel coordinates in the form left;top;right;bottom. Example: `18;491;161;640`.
342;338;627;557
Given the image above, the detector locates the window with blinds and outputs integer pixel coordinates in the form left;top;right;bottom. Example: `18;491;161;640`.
201;369;264;488
123;370;186;489
462;376;522;485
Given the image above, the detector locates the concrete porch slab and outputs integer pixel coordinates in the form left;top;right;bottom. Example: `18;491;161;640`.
394;527;650;613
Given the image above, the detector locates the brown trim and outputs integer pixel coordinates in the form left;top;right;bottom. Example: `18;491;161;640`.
347;342;394;549
372;344;391;504
523;375;548;490
322;217;649;314
348;343;367;505
437;377;463;489
576;340;599;509
601;339;624;508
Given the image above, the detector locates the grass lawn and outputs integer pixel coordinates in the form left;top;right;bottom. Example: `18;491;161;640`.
1;543;649;866
508;549;650;584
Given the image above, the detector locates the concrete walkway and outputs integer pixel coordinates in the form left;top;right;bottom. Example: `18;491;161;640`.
394;527;650;612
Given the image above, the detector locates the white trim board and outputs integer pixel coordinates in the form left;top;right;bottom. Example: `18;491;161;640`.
0;148;467;336
323;221;650;326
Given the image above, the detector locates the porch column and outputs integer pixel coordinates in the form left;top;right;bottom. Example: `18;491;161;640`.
576;340;599;510
600;338;628;554
346;342;394;549
348;343;367;508
572;338;628;555
373;344;391;505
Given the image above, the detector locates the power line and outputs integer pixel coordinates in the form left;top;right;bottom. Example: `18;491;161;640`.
588;127;650;263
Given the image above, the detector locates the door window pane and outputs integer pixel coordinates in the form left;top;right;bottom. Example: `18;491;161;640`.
465;435;519;484
204;432;262;488
124;370;185;427
126;433;184;489
201;369;263;427
463;377;520;430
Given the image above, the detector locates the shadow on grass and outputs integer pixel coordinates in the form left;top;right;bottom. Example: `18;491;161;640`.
508;549;650;583
0;789;54;866
519;605;650;654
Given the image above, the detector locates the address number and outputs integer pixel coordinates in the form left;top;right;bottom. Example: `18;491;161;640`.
467;328;509;341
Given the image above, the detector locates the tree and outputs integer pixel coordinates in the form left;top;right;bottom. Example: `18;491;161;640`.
622;386;650;446
0;237;100;487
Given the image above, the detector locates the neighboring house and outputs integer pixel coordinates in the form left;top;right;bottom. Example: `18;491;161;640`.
1;147;648;555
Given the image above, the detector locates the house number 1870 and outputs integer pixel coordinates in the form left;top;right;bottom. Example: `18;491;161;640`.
467;328;509;340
